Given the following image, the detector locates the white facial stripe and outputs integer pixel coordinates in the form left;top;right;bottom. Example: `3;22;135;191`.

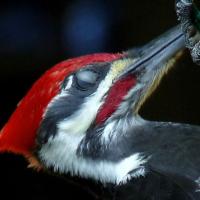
57;92;103;135
64;76;73;90
43;66;114;136
39;131;146;184
57;62;128;136
44;58;135;128
57;69;113;135
39;59;147;184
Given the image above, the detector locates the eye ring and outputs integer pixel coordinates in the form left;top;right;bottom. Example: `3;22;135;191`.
75;70;99;90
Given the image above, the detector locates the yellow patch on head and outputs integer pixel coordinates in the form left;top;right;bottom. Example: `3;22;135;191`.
110;59;134;79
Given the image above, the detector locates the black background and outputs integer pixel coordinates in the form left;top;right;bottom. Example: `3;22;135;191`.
0;0;200;199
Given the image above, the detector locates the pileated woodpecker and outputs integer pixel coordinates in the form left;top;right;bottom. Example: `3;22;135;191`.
1;1;200;200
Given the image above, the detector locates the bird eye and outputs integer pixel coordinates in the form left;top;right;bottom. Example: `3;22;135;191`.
75;70;98;90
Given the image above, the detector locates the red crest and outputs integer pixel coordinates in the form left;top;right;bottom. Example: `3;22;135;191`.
0;53;122;157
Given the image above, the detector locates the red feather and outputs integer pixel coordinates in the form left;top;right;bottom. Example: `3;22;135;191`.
96;75;136;124
0;53;122;156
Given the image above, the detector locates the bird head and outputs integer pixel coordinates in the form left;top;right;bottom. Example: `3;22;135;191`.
0;26;184;183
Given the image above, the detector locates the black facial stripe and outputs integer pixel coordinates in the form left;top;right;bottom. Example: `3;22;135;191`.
36;94;84;146
36;62;111;147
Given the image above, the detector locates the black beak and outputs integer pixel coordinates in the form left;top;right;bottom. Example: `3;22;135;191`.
120;25;185;78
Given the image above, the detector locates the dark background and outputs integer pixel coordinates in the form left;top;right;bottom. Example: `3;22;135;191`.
0;0;200;199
